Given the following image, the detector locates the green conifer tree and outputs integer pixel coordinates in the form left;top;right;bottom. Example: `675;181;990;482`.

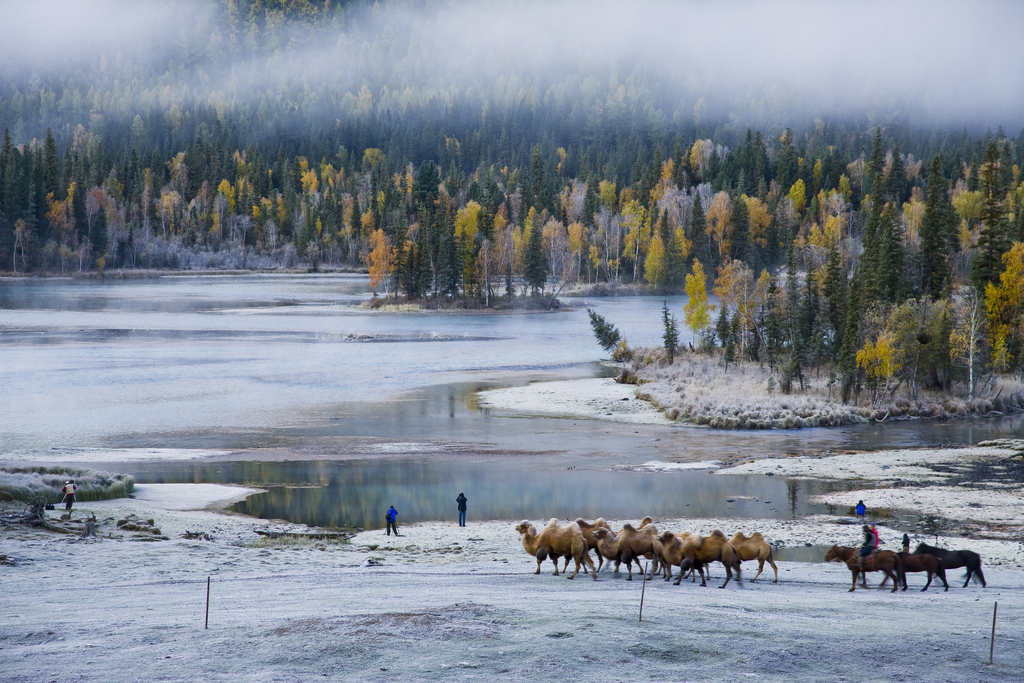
970;140;1011;291
662;301;679;364
524;219;547;295
919;155;956;298
730;195;751;264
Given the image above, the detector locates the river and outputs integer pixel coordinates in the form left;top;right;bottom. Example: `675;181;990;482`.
2;274;1021;529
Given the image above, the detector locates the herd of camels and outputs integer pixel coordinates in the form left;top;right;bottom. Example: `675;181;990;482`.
515;517;983;592
515;517;770;588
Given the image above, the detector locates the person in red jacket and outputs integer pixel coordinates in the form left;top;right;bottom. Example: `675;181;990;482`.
61;480;77;511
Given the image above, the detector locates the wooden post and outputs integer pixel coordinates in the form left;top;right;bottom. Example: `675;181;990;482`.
639;562;649;622
205;576;211;629
989;602;997;665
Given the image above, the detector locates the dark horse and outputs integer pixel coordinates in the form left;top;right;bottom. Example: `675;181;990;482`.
913;543;986;587
825;545;904;593
880;553;949;591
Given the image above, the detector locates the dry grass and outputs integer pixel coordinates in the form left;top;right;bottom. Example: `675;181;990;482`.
629;351;1024;429
0;467;134;503
250;535;350;549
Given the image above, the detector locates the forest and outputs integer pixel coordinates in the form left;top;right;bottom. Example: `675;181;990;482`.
1;0;1023;403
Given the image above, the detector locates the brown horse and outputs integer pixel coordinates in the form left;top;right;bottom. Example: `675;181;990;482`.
824;545;904;593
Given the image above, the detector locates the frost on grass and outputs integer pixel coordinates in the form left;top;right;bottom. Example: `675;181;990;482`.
0;466;134;503
628;350;1024;430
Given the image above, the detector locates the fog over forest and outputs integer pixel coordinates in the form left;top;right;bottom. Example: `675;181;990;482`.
3;0;1023;142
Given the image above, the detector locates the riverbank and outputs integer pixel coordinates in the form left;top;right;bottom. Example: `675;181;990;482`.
2;476;1023;683
479;362;1024;430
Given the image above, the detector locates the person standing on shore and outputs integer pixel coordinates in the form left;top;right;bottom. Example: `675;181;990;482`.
902;533;910;553
456;493;467;527
385;505;398;536
61;480;77;511
855;500;866;520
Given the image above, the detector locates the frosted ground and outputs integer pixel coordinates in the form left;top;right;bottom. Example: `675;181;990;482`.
4;441;1024;683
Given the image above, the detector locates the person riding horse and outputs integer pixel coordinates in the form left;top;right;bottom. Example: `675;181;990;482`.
858;524;878;567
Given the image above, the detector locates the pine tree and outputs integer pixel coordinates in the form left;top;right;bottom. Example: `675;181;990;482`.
885;143;907;204
763;275;782;371
662;301;679;364
821;242;848;355
689;191;706;244
588;309;621;353
879;202;904;303
731;195;751;264
839;275;863;403
776;129;798;191
866;128;885;198
920;155;955;297
524;218;546;295
861;196;885;302
970;140;1011;292
715;305;730;348
43;129;59;201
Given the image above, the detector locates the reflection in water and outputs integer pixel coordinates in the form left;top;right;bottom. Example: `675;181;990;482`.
130;457;843;530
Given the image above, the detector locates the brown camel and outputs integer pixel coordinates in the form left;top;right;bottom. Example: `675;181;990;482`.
515;519;596;580
654;531;699;582
729;532;779;583
676;530;743;588
575;517;613;572
591;523;657;580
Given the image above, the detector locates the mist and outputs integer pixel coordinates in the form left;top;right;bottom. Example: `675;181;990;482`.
2;0;1023;138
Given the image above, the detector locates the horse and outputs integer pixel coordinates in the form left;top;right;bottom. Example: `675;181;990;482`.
824;545;904;593
880;552;949;591
913;543;986;587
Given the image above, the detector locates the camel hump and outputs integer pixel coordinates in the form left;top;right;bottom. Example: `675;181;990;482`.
622;523;637;532
544;518;560;528
748;532;764;542
639;516;654;528
708;529;727;540
730;532;748;542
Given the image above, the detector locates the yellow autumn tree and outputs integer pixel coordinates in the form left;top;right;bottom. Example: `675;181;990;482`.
620;200;648;283
217;179;236;213
644;233;665;285
856;331;902;407
455;200;481;288
705;191;732;259
683;259;714;346
743;195;771;249
598;180;617;211
984;242;1024;370
365;228;396;297
787;179;806;216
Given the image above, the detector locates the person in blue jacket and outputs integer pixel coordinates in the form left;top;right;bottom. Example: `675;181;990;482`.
855;500;866;520
385;505;399;536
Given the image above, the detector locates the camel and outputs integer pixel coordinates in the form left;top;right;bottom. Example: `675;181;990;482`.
515;519;596;580
729;532;778;583
654;531;699;582
575;517;613;572
591;523;658;580
676;530;743;588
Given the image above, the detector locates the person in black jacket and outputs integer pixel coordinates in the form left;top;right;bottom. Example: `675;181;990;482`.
456;493;468;527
